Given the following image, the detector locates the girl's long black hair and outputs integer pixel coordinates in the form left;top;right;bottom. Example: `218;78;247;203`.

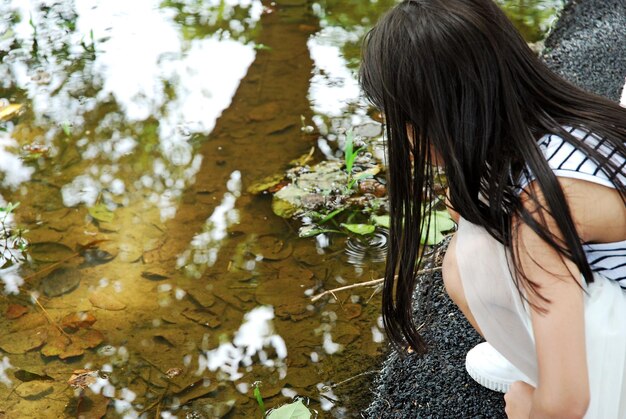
359;0;626;353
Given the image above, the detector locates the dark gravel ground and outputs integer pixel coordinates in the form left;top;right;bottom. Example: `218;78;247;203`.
365;1;626;417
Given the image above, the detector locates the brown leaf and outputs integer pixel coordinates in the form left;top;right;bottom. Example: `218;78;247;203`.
59;343;85;359
343;303;362;320
15;381;53;399
181;309;221;329
173;378;218;406
77;394;109;419
62;312;97;330
89;291;126;311
141;269;170;281
0;327;47;354
40;334;70;357
72;329;105;349
10;313;46;331
6;304;29;320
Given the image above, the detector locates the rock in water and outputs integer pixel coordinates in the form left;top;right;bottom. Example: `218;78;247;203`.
40;267;81;297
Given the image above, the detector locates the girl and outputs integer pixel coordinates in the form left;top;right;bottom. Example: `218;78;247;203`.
359;0;626;417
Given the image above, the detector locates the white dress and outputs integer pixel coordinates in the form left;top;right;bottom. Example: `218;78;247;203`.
454;130;626;418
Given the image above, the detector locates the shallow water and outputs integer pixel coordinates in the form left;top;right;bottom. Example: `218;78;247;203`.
0;1;562;417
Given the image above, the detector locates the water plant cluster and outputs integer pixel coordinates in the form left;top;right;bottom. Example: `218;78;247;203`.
249;130;454;247
0;202;28;294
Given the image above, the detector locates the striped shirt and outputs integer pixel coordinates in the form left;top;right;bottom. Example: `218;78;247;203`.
532;127;626;287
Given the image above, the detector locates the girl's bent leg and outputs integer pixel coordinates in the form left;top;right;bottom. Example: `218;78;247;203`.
442;233;483;336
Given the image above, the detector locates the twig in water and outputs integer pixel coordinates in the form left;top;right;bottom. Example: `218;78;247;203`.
32;295;70;338
310;267;442;302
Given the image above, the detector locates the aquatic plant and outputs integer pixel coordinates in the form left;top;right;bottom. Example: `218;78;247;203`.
0;202;26;263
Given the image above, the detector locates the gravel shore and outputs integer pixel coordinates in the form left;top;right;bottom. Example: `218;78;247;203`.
365;1;626;417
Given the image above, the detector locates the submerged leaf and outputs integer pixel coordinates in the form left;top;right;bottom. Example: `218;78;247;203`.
29;241;74;263
0;327;47;354
15;381;53;399
89;291;126;311
6;304;29;320
61;311;97;330
247;174;286;195
88;204;114;223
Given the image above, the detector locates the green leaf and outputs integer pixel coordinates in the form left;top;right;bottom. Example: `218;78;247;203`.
247;174;285;194
347;172;373;190
371;215;390;228
267;400;312;419
253;384;265;414
88;204;114;223
421;210;455;245
341;223;375;235
298;226;342;238
320;207;345;223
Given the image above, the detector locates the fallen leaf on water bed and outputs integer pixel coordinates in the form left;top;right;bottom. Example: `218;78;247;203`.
275;302;314;321
40;267;81;297
173;378;219;406
61;311;97;330
14;369;53;382
141;269;170;281
255;235;293;260
29;241;74;263
118;241;142;263
153;329;186;347
6;304;28;319
76;394;109;419
59;343;85;359
88;204;114;223
89;291;126;311
40;334;71;357
185;287;215;309
81;248;116;266
0;327;47;354
190;399;236;418
278;265;314;281
10;313;46;331
181;309;221;329
72;329;105;349
15;381;54;399
342;303;362;319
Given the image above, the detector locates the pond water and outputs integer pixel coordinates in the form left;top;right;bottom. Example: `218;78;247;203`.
0;1;562;417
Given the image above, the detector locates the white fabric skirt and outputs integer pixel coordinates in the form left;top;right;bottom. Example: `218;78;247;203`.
455;218;626;418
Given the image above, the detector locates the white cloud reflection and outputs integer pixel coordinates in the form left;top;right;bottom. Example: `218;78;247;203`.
1;0;258;220
196;306;287;381
177;170;242;278
307;26;363;117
